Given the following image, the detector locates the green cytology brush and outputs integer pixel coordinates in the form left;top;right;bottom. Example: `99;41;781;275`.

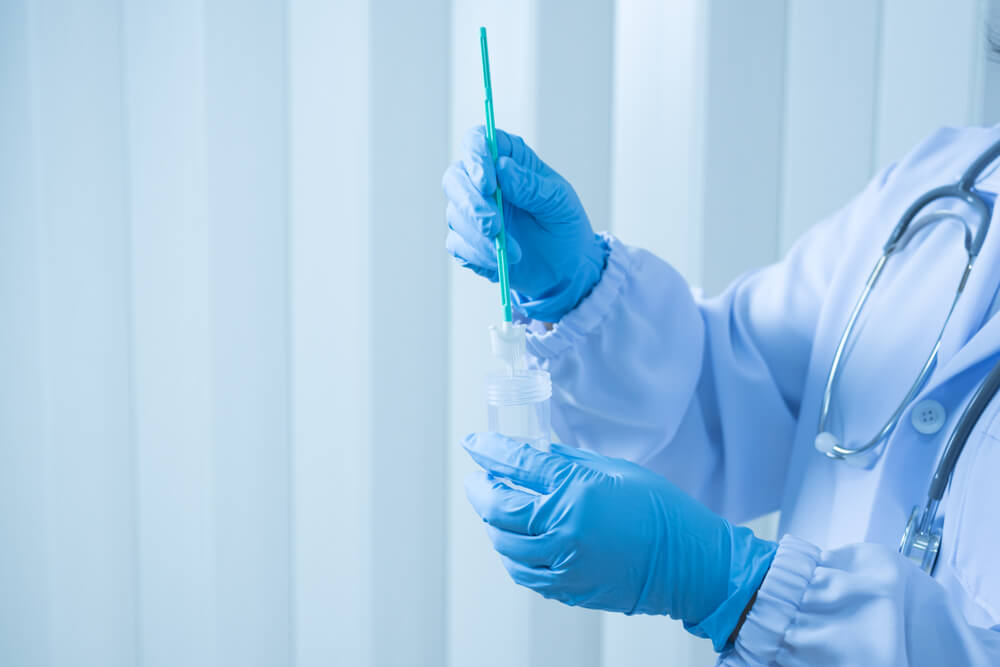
480;27;513;323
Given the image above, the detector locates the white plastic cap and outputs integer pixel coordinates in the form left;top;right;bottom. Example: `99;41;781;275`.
489;322;528;374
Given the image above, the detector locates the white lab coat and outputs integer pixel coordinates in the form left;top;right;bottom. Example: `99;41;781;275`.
523;126;1000;664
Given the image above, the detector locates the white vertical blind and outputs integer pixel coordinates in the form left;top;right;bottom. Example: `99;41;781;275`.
875;0;985;170
288;0;372;664
780;0;882;251
368;0;450;664
0;3;48;662
125;0;292;663
4;2;138;666
4;2;1000;666
611;0;704;282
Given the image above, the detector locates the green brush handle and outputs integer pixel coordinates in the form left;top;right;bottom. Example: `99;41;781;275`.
480;27;513;323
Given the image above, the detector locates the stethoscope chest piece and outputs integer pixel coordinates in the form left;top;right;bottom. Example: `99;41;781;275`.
899;505;941;575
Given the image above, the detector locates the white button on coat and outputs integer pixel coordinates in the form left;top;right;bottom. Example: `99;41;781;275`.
910;399;946;435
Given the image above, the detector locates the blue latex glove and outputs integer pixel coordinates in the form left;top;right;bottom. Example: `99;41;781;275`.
462;433;778;650
442;126;608;322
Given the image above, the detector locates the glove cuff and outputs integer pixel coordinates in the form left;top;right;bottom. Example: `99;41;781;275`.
719;535;820;664
684;525;778;652
524;233;626;359
513;233;609;322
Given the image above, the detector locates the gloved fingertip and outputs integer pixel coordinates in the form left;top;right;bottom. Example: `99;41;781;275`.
461;125;489;155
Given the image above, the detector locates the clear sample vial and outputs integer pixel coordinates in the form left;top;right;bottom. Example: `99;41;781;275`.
486;370;552;452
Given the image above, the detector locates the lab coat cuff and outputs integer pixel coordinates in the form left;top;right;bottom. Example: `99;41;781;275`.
720;535;821;666
525;233;630;360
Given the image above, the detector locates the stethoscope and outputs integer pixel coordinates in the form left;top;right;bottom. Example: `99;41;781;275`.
813;139;1000;575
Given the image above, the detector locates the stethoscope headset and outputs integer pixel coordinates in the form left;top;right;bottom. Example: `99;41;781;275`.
813;139;1000;574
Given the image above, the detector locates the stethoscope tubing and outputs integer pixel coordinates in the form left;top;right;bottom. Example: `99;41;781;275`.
817;139;1000;460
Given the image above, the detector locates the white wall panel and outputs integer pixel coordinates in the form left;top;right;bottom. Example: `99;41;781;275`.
698;0;788;296
27;1;138;665
779;0;882;251
0;2;54;664
123;1;219;664
369;1;451;665
611;0;703;282
876;0;985;169
204;1;292;664
536;0;615;231
288;1;372;665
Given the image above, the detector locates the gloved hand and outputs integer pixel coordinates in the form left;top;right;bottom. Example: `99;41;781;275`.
462;432;777;650
442;126;608;322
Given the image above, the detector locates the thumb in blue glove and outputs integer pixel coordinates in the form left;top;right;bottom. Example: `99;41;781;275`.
461;432;777;651
442;126;608;322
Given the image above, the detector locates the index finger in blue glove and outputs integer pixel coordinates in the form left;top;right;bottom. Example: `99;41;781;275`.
462;432;576;494
464;470;549;535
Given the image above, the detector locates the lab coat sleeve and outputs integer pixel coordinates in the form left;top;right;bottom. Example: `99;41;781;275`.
719;535;1000;666
524;184;868;522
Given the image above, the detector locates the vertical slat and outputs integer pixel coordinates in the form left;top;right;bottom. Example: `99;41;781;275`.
875;0;984;168
123;2;218;664
535;0;615;232
610;0;704;283
25;0;138;664
697;0;787;296
0;2;50;664
779;0;882;251
368;1;451;664
203;2;292;665
288;0;372;665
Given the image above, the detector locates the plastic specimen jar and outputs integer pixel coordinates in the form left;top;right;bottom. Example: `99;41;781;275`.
486;369;552;452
